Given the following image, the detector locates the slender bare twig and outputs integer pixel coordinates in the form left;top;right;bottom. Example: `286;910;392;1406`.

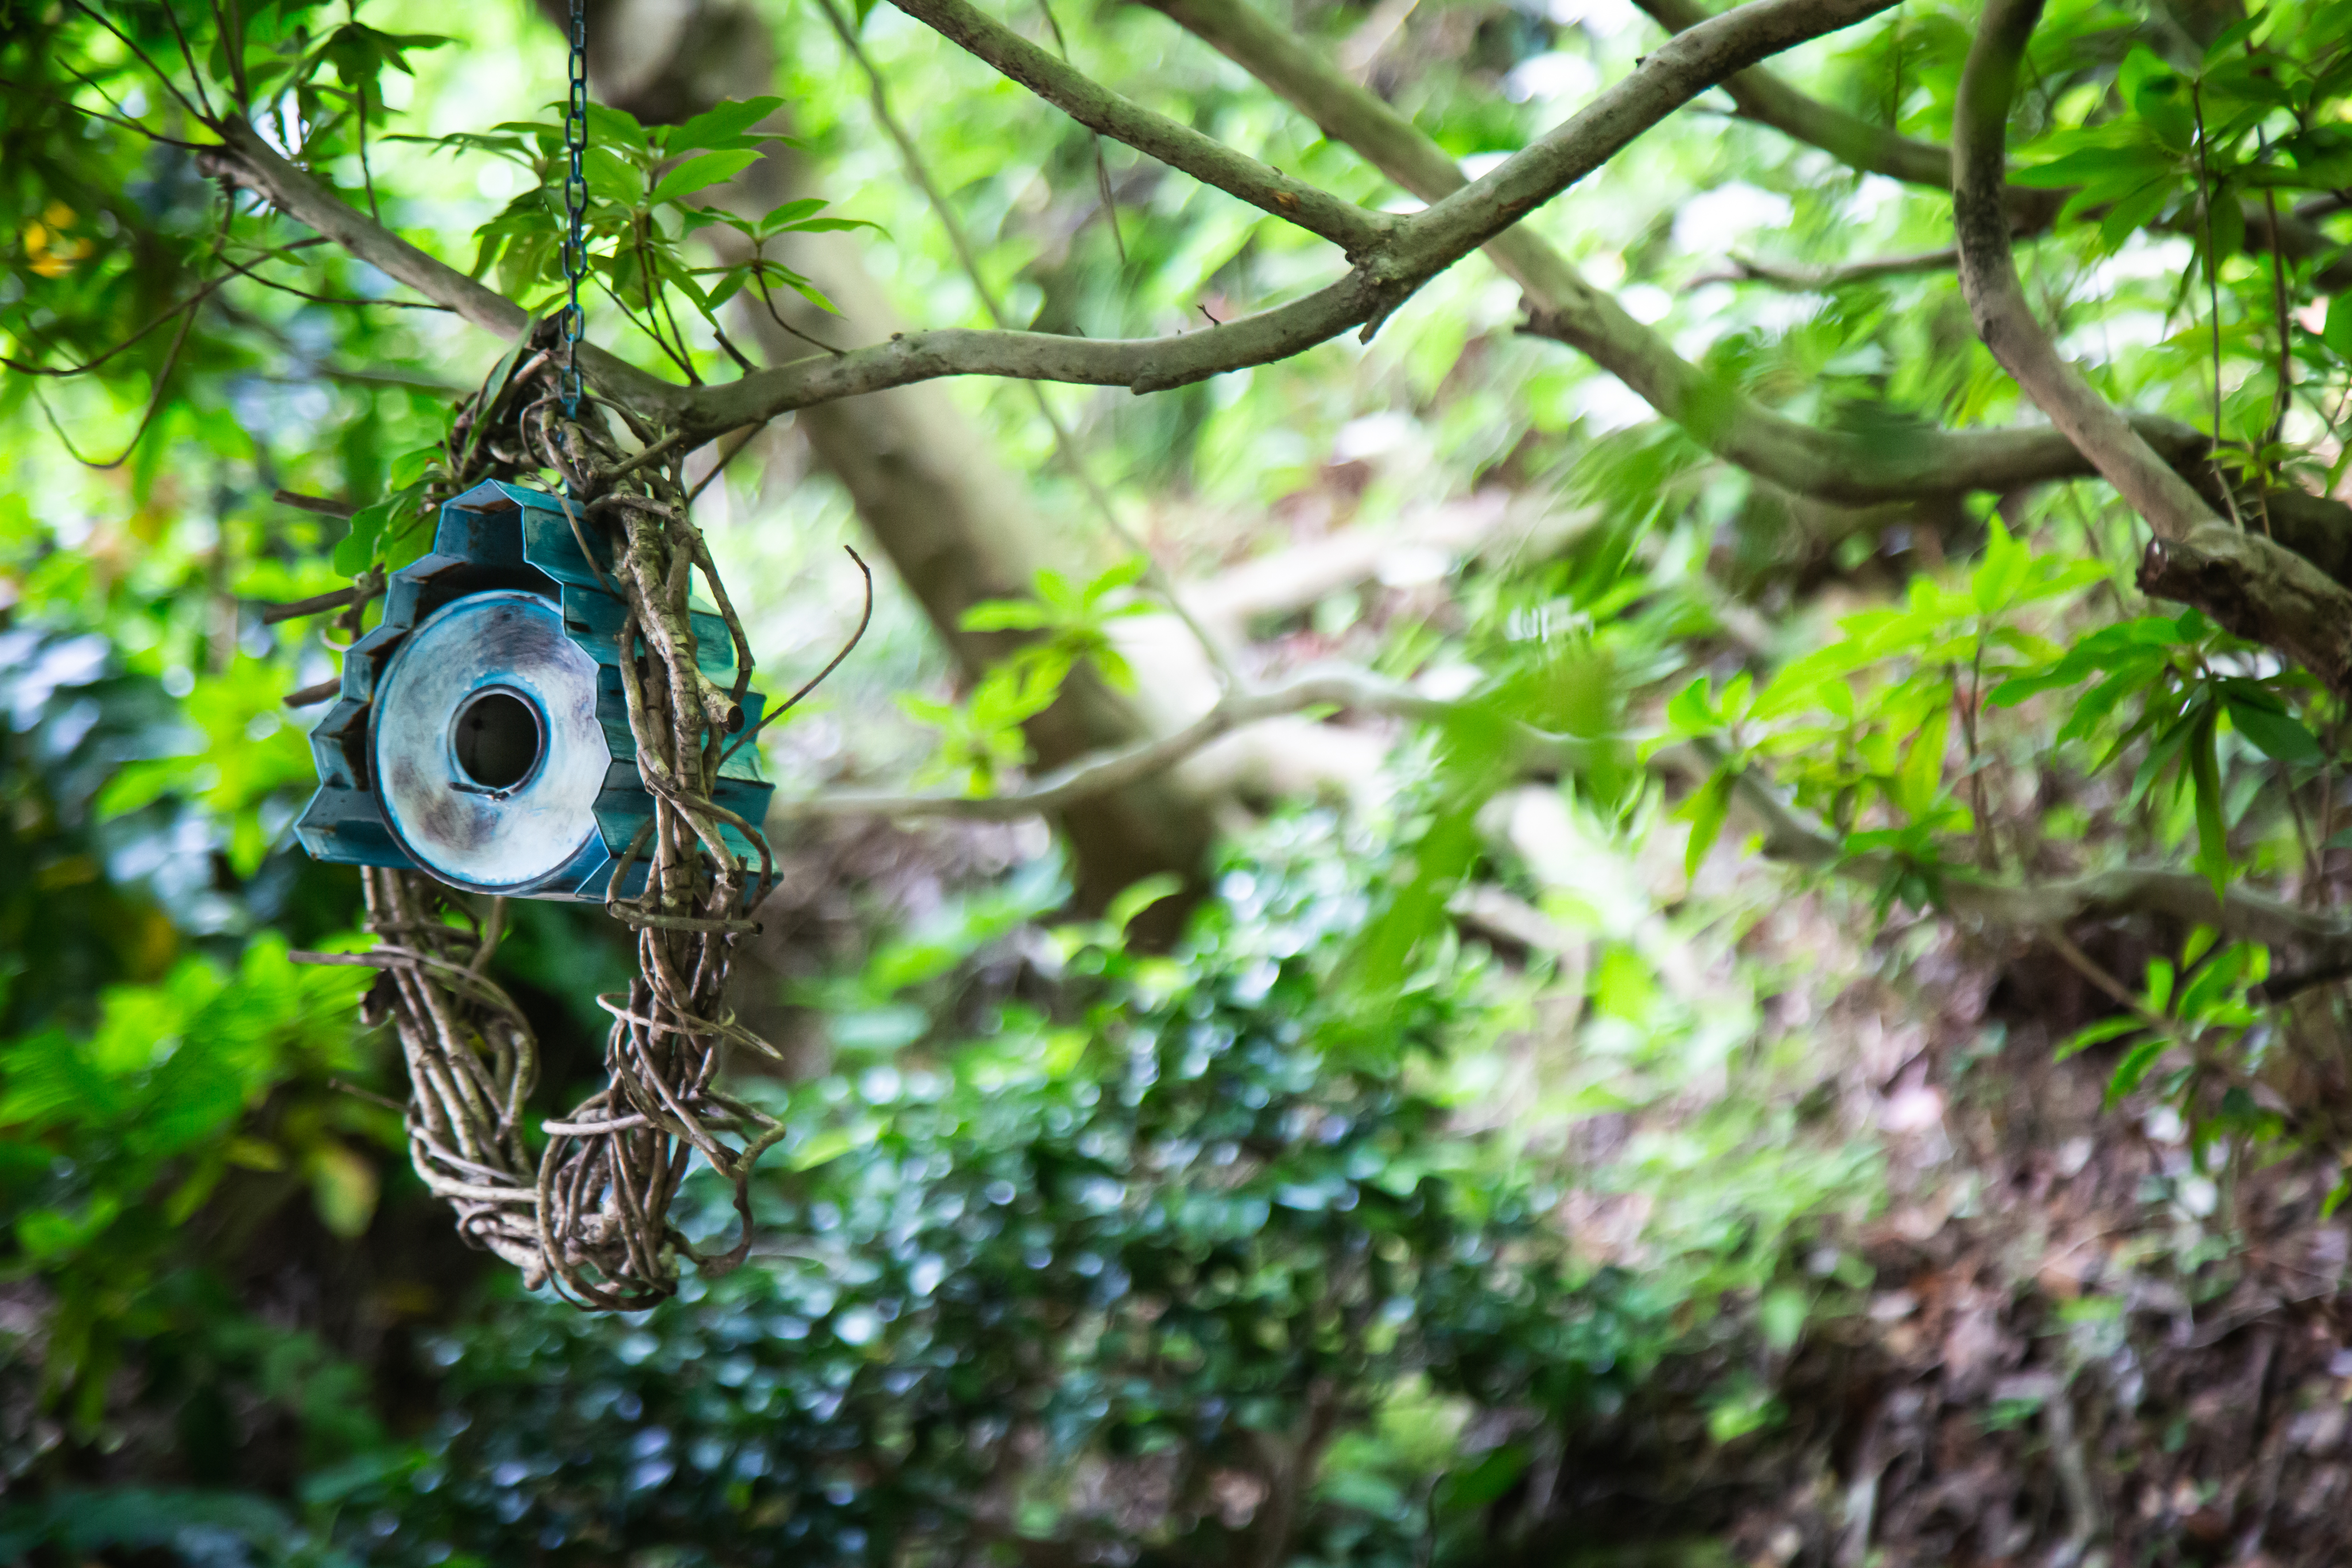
1690;247;1959;289
810;0;1240;683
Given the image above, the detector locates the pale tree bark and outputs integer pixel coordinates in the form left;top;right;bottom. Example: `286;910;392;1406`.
1632;0;2352;292
1951;0;2352;693
568;0;1217;927
1148;0;2352;622
1147;0;2206;507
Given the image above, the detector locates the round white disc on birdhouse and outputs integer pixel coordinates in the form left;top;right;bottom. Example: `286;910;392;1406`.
370;589;610;893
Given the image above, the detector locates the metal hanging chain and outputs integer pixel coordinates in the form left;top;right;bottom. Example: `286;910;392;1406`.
558;0;589;419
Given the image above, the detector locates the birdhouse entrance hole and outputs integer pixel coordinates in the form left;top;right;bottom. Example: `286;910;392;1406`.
452;688;545;793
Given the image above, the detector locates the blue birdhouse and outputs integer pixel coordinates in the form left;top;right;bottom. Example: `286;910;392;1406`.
294;480;774;900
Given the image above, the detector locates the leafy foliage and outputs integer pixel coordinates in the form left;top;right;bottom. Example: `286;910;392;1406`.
329;837;1667;1566
12;0;2352;1561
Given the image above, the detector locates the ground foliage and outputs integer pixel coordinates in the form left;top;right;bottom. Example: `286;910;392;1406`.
10;0;2352;1563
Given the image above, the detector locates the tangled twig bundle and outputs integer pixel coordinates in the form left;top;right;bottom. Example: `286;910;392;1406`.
319;346;860;1310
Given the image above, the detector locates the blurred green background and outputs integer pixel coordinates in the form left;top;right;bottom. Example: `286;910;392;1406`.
10;0;2352;1561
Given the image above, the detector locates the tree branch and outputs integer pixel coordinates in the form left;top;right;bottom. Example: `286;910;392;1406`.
887;0;1394;258
1702;739;2352;965
1954;0;2352;690
1628;0;2038;207
1690;246;1958;289
195;0;1923;459
1152;0;2211;508
682;0;1901;442
1953;0;2213;542
201;118;693;421
1635;0;2352;291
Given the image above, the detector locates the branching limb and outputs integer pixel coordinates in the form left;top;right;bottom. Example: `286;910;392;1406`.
814;0;1242;683
1637;0;2352;291
200;118;693;421
1954;0;2352;690
1953;0;2214;542
1697;739;2352;965
1690;247;1958;289
689;0;1900;441
199;0;1907;456
887;0;1394;258
1629;0;2031;207
1151;0;2201;508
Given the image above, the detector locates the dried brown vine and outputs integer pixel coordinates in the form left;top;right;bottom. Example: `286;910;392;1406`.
301;340;841;1310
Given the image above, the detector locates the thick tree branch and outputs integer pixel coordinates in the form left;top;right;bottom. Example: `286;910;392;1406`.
199;0;1894;448
1152;0;2208;507
1953;0;2214;541
2134;527;2352;693
204;118;691;420
683;0;1901;443
1629;0;2051;214
1954;0;2352;690
682;276;1375;428
1636;0;2352;292
1706;740;2352;965
887;0;1393;258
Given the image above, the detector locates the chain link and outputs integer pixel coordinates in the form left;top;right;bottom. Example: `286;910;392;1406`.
559;0;589;418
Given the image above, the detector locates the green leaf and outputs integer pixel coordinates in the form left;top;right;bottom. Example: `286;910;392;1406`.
1751;642;1871;720
2206;189;2245;275
2123;48;2196;152
2325;294;2352;359
582;102;649;154
664;96;788;156
583;145;645;206
2187;705;2228;888
2098;177;2178;249
960;600;1053;632
648;150;761;207
2224;698;2324;763
1665;676;1720;735
787;1121;878;1171
2105;1035;2171;1105
2179;942;2261;1020
2144;956;2176;1015
2203;16;2260;60
2055;1015;2145;1061
387;446;440;488
1970;517;2028;612
1104;874;1186;937
1084;556;1151;604
309;1143;379;1238
1438;1443;1530;1513
1681;770;1735;879
1895;703;1950;821
2012;142;2175;189
1758;1285;1810;1351
1034;567;1081;613
332;497;393;575
758;198;829;231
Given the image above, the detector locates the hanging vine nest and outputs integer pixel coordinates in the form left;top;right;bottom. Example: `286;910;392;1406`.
327;344;849;1310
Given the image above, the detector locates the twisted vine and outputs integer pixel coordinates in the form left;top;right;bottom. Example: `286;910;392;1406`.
307;341;855;1310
